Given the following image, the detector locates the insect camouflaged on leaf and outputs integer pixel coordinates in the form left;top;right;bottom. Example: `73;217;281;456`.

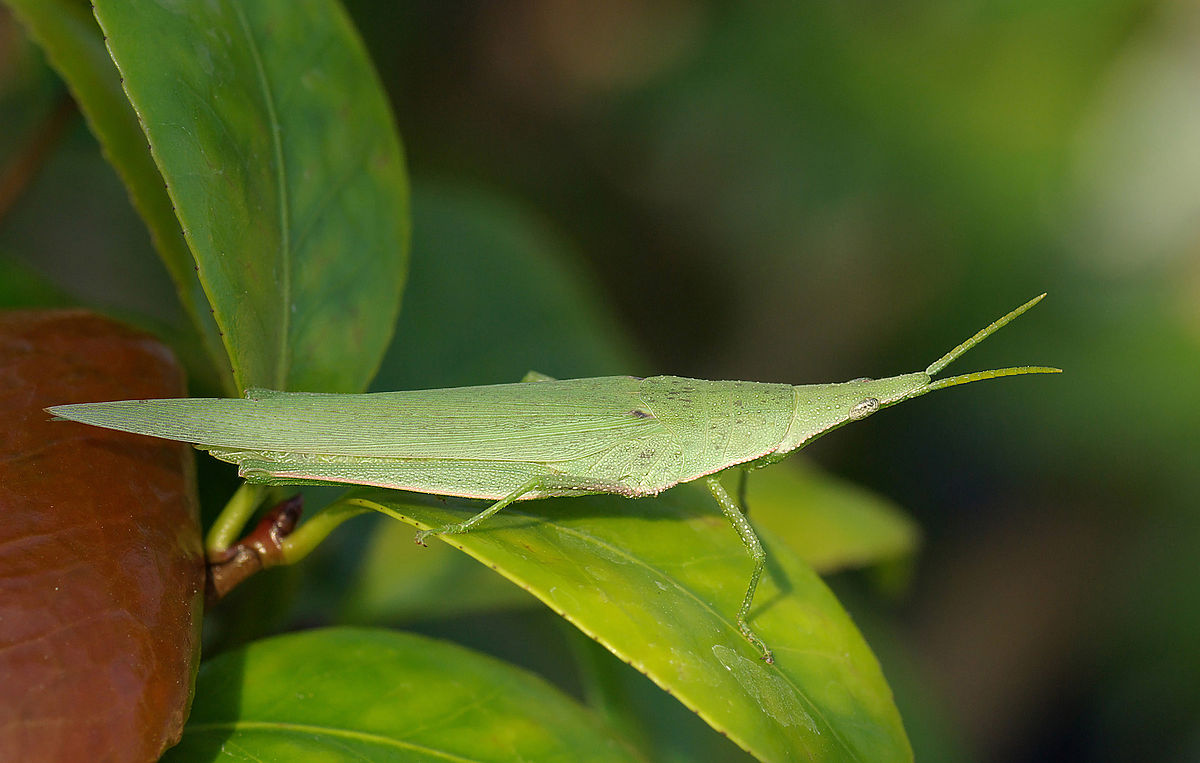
47;295;1060;663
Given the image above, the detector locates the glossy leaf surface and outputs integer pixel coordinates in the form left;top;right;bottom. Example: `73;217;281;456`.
92;0;409;393
567;630;756;762
166;627;640;762
0;310;204;761
346;484;912;762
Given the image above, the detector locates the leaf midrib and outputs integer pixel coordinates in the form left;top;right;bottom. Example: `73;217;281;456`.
526;508;848;760
183;720;480;762
231;1;291;390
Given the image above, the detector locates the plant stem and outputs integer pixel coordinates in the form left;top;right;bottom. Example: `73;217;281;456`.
206;482;268;554
278;497;374;564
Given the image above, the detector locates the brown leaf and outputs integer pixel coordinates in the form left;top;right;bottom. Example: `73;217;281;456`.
0;310;204;762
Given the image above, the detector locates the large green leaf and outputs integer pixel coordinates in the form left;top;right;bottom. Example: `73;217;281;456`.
165;627;640;762
567;630;755;762
4;0;232;391
342;485;912;762
92;0;409;393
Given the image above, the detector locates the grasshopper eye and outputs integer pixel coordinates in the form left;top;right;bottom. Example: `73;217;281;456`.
848;397;880;421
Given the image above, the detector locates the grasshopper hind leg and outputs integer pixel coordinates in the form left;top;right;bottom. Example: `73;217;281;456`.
413;473;601;544
413;476;546;545
706;475;773;664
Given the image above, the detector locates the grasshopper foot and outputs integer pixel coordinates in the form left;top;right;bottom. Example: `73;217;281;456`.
741;624;774;664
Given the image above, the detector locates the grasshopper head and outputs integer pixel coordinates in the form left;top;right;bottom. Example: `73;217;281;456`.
780;294;1060;453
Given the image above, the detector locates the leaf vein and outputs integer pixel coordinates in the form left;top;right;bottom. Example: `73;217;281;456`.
183;721;480;762
231;3;291;389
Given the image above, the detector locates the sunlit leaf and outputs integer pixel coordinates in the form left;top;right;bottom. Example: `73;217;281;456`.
346;485;912;761
166;628;642;762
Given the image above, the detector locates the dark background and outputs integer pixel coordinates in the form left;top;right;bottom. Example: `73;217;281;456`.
3;2;1198;760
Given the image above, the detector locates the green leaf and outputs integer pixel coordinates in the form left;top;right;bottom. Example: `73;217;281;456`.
567;630;755;762
344;485;913;762
341;520;539;623
165;627;641;762
92;0;409;393
4;0;233;392
375;181;638;391
727;461;920;574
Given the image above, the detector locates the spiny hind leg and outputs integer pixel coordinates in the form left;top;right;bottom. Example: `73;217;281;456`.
413;473;588;545
706;475;773;664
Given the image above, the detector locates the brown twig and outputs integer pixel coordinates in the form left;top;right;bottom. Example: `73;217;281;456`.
205;494;303;606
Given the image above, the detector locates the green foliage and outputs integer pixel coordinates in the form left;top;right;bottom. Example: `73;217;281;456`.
2;2;923;761
165;628;641;762
7;0;1197;759
92;0;410;394
5;0;228;388
342;484;910;760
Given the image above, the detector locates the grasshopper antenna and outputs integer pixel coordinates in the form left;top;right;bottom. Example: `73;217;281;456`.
922;294;1061;394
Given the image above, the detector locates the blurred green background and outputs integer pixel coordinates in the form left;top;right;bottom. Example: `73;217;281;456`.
3;1;1198;760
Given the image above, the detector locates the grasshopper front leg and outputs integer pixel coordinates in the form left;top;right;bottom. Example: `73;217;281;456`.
706;475;773;664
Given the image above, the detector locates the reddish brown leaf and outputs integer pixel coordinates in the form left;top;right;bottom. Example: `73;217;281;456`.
0;310;204;762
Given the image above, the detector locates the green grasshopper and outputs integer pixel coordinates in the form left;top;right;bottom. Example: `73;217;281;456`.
48;295;1058;662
